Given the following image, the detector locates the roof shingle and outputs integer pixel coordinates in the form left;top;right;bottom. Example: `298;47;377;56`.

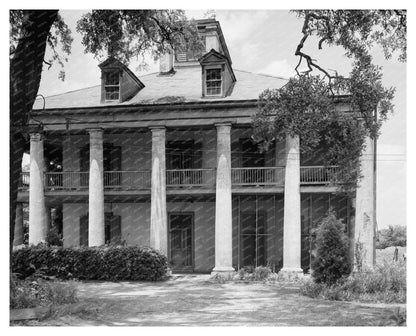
33;67;287;110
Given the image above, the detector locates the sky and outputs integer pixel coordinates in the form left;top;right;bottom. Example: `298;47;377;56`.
34;9;406;229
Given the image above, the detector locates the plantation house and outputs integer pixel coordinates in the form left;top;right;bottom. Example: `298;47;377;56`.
14;19;376;275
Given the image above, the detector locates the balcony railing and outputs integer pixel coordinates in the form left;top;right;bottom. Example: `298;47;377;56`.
300;166;342;185
19;172;30;188
18;166;342;192
231;167;285;186
166;169;216;187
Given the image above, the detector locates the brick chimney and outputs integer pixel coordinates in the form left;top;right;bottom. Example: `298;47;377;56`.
205;31;220;53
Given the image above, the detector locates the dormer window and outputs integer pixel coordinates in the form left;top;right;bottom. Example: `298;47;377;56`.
104;71;120;101
205;68;222;96
199;49;236;98
99;57;145;104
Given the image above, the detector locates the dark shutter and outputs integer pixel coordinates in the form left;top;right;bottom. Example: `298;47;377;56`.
104;144;122;186
193;142;203;169
80;145;89;187
80;145;89;171
79;215;88;246
110;215;122;244
112;146;122;171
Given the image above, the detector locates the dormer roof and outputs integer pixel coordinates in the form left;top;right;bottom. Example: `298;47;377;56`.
98;57;145;88
99;57;145;103
198;49;236;82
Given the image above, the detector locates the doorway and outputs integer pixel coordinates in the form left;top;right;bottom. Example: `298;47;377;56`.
168;213;194;272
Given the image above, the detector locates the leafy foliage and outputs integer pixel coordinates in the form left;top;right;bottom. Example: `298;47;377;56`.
300;259;406;304
376;226;406;249
12;245;168;281
293;10;406;63
253;75;333;152
253;75;371;189
253;10;402;191
311;212;351;285
76;10;204;65
334;57;395;138
10;274;77;309
10;11;73;79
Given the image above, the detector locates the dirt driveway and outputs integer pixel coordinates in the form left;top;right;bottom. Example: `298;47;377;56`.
25;275;405;326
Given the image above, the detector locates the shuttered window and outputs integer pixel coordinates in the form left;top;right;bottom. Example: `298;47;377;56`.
79;213;122;246
79;215;89;246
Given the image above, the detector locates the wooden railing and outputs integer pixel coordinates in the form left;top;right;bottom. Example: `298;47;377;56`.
166;169;216;187
19;172;30;189
231;167;285;186
106;171;151;189
45;172;89;190
300;166;342;184
18;166;343;191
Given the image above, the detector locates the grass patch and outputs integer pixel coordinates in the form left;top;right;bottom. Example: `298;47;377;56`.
300;260;406;303
10;274;78;309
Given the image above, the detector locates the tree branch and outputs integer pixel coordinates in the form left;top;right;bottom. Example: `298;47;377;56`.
294;12;336;95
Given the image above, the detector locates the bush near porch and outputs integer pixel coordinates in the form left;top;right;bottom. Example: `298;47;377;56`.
10;274;78;309
12;245;168;281
300;259;406;303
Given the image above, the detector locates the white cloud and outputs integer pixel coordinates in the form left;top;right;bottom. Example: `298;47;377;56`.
257;59;295;79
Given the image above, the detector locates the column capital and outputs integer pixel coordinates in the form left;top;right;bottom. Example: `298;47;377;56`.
149;126;166;131
150;126;166;137
29;132;44;142
215;122;232;130
86;128;103;134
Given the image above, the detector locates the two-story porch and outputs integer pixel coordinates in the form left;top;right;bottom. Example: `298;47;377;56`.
16;124;354;274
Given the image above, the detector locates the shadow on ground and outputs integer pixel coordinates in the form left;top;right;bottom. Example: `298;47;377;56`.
17;275;405;326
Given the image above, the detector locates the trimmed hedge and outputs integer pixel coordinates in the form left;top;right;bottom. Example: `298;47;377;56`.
12;245;168;281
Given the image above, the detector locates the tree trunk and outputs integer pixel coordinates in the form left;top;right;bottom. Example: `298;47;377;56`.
10;10;58;255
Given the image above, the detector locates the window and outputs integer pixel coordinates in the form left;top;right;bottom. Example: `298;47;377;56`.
205;68;222;96
79;213;121;246
79;143;122;187
104;71;120;101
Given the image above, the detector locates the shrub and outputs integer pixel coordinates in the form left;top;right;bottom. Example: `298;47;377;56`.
10;274;78;309
233;266;277;282
12;245;168;281
376;225;406;249
311;211;351;285
253;266;272;281
300;259;406;303
46;225;63;246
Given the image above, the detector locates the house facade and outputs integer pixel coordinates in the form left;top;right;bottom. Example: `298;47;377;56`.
14;19;376;275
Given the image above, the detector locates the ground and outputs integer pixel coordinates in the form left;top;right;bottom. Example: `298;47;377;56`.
14;275;405;326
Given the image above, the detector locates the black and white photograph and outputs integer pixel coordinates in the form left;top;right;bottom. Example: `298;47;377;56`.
6;1;410;329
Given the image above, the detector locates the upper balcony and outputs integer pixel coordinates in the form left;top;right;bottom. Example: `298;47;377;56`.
18;166;343;194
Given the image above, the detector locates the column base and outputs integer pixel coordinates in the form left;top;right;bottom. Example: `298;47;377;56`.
210;266;236;280
278;267;304;281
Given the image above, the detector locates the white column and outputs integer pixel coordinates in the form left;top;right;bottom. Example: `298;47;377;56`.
280;134;303;277
14;203;24;246
212;123;234;274
29;132;47;244
150;127;168;255
88;129;105;246
354;135;375;270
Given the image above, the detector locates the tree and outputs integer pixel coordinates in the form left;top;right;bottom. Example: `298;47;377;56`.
376;225;406;249
312;212;351;285
293;10;406;70
252;10;405;190
9;10;203;252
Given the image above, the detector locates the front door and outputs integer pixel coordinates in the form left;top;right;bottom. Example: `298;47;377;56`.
169;213;194;272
